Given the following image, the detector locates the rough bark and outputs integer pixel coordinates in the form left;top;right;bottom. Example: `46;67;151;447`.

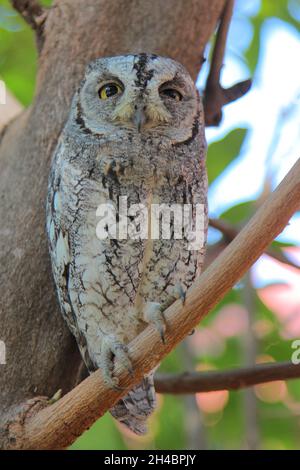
0;0;226;432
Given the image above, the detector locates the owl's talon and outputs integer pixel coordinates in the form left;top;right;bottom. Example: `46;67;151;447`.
112;343;133;375
100;335;132;389
160;330;166;345
144;302;166;344
112;382;127;392
103;373;119;389
48;389;62;405
173;283;186;305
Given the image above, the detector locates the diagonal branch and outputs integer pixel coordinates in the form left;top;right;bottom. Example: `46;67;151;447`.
209;217;300;270
3;157;300;450
155;362;300;394
209;217;237;241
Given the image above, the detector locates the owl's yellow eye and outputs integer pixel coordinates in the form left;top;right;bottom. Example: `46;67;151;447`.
160;88;182;102
98;83;123;100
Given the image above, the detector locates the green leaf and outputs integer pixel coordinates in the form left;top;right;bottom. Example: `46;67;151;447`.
219;200;254;225
0;25;37;105
207;128;247;184
271;239;297;250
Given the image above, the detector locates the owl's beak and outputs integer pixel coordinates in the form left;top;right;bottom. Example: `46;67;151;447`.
132;105;147;132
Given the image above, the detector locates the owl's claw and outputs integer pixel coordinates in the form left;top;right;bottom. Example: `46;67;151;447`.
48;389;62;405
104;372;121;391
144;302;166;344
173;283;186;305
113;342;134;376
99;335;133;390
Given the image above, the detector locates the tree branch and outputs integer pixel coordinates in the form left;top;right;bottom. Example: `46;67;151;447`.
209;217;237;241
209;217;300;270
11;0;47;49
3;156;300;450
155;362;300;394
204;0;252;125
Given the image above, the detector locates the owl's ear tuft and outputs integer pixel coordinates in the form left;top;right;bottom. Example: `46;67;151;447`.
85;59;101;75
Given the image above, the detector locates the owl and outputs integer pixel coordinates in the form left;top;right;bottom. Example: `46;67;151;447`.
46;53;208;435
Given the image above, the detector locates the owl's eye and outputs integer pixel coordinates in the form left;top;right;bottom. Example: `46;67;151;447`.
98;83;123;100
160;88;182;102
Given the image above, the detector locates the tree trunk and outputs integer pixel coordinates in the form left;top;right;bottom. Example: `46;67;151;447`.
0;0;225;435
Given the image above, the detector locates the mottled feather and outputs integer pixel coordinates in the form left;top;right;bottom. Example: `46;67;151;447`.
46;54;208;434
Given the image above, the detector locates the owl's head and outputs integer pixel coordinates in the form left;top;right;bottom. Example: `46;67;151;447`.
73;54;202;141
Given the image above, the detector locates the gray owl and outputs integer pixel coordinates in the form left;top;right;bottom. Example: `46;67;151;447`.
46;53;208;435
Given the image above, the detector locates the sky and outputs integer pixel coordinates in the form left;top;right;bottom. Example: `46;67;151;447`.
197;0;300;285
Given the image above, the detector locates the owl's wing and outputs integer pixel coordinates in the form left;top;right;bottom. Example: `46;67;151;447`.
46;142;95;371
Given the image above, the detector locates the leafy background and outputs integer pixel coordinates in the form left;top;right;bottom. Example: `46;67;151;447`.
1;0;300;450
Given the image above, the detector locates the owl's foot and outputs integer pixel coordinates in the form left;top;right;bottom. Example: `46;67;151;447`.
100;335;133;390
172;283;186;305
144;302;166;344
48;389;62;405
143;285;186;344
172;284;196;336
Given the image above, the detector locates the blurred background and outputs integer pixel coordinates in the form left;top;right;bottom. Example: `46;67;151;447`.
1;0;300;450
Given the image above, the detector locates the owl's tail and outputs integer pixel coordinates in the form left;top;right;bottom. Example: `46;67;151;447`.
110;373;156;435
